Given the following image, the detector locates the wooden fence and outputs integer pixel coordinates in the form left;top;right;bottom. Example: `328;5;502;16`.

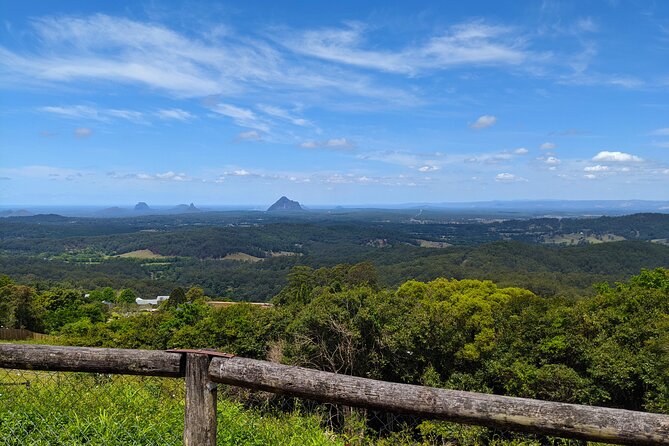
0;328;51;341
1;344;668;446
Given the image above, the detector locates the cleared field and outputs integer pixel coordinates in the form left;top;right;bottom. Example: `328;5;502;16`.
117;249;168;259
543;233;626;245
417;239;452;248
221;252;263;262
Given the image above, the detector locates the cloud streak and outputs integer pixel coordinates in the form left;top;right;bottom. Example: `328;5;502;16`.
278;22;530;75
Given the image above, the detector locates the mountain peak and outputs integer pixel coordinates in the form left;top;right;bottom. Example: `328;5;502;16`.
267;196;303;211
134;202;150;211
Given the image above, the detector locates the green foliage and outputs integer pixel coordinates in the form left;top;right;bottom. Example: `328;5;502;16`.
117;288;136;303
3;262;668;443
166;287;186;307
0;284;39;330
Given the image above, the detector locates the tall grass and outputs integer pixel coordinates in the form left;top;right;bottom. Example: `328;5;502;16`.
0;370;339;446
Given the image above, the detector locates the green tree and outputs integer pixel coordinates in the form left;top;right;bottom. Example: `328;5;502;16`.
117;289;137;304
166;287;186;308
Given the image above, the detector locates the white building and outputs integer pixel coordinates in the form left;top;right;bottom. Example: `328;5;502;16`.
135;295;169;305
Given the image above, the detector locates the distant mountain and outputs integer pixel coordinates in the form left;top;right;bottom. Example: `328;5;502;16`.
134;202;151;212
268;196;303;211
172;203;201;213
0;209;34;218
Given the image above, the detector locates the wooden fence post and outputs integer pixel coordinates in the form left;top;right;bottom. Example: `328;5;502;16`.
184;353;217;446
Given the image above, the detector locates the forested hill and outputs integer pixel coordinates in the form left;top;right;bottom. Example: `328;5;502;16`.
2;240;667;301
2;212;669;255
1;211;667;301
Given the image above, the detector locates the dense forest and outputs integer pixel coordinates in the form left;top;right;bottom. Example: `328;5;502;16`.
1;212;668;300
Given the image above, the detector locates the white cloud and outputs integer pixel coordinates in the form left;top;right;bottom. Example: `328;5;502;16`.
418;165;440;172
41;104;145;123
281;21;530;75
540;142;556;150
232;169;252;176
465;152;512;164
107;109;145;123
74;127;92;138
257;104;310;126
575;17;598;33
513;147;529;155
0;14;419;107
495;172;527;182
584;165;609;172
584;173;597;180
650;128;669;136
592;151;643;162
357;150;446;169
110;171;190;181
154;171;188;181
0;165;88;179
211;103;269;132
156;108;195;121
325;138;354;149
40;105;101;120
469;115;497;129
300;140;320;149
300;138;355;150
236;130;262;141
545;156;561;165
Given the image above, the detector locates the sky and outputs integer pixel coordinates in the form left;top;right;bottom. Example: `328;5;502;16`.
1;0;668;206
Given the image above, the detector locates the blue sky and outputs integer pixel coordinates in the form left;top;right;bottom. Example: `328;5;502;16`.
1;0;668;206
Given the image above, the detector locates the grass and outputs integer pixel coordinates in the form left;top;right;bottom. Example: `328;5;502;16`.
220;252;264;262
116;249;168;259
0;369;340;446
416;239;452;248
0;360;617;446
542;233;625;245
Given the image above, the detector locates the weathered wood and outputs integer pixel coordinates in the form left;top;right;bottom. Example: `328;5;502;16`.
209;356;669;446
184;353;217;446
0;344;183;377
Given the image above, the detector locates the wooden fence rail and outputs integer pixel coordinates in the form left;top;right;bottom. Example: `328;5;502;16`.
1;344;668;446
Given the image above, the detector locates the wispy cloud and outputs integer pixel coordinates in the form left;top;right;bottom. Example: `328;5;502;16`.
156;108;195;121
210;103;269;132
0;14;419;107
236;130;262;141
465;153;513;164
584;165;609;172
649;128;669;136
108;171;190;181
300;138;355;151
40;105;146;123
74;127;92;138
278;21;531;75
540;142;556;150
257;104;310;126
357;150;446;169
